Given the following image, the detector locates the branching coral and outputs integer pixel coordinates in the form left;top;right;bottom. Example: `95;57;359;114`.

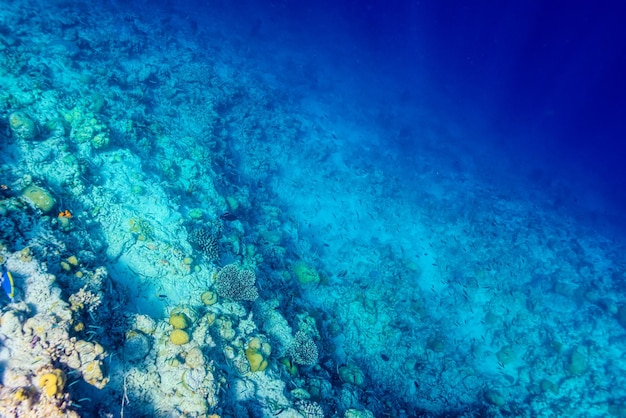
289;331;318;366
214;264;259;301
188;226;220;261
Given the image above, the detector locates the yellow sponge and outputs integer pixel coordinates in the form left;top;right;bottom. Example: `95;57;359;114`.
169;313;188;329
38;369;66;397
170;329;190;345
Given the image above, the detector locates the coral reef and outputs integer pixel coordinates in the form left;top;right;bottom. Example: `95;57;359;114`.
2;1;620;416
0;384;80;418
0;239;112;415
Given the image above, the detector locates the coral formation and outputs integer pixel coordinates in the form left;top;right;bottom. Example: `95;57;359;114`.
214;263;259;301
64;105;110;150
169;312;189;329
38;369;66;397
245;347;268;372
170;329;190;345
188;227;220;261
338;364;365;386
184;347;205;369
201;290;218;306
244;337;270;372
20;185;56;213
9;111;40;140
290;331;319;366
295;400;324;418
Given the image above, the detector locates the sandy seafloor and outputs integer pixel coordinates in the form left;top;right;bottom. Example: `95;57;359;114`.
0;1;626;417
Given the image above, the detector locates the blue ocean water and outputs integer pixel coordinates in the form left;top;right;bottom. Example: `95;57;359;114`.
1;0;626;417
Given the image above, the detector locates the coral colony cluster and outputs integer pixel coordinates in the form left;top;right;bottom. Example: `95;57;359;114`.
1;1;626;417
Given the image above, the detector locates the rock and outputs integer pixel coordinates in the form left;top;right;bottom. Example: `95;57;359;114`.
125;331;151;363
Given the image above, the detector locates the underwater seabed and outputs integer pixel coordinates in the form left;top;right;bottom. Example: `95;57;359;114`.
1;0;626;417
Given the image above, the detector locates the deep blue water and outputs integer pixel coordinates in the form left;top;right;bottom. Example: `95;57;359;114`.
164;0;626;230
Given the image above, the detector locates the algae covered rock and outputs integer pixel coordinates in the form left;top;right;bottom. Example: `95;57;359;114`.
484;388;506;406
338;364;365;386
21;185;56;213
345;408;375;418
496;345;517;365
566;348;589;376
292;261;320;286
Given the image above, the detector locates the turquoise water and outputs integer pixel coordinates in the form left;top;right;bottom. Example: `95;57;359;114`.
0;1;625;417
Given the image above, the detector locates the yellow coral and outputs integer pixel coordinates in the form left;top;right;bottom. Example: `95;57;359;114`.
201;290;218;306
82;360;109;389
245;347;268;372
248;337;262;351
169;313;188;329
205;312;217;326
38;369;66;397
13;387;29;402
170;329;190;345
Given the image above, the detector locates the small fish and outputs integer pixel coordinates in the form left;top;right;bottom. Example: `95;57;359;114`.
1;270;15;302
220;212;238;221
58;210;72;218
